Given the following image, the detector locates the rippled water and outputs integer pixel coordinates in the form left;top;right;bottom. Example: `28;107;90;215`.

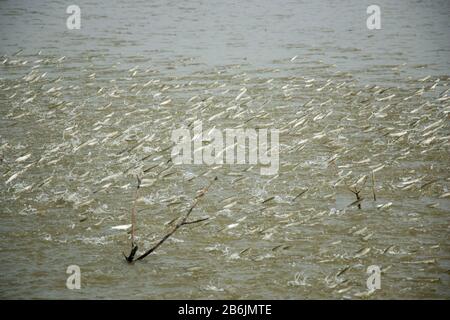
0;0;449;299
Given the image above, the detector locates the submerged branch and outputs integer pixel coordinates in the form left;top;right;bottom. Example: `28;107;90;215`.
348;186;363;209
371;171;377;201
329;159;366;209
181;217;210;226
127;176;218;263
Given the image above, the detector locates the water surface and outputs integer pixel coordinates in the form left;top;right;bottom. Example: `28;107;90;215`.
0;0;449;299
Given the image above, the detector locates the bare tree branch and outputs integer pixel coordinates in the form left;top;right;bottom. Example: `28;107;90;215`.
129;176;218;262
181;217;210;226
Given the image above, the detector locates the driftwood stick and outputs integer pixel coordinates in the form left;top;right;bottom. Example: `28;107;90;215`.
330;160;368;209
292;188;308;202
371;171;377;201
133;176;218;262
181;217;210;226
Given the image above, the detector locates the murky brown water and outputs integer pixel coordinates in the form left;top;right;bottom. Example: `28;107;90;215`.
0;0;449;299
